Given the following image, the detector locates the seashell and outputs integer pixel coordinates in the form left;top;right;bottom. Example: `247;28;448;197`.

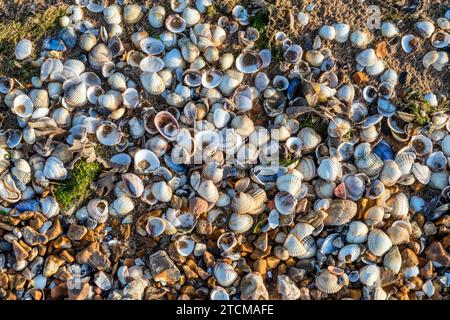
363;205;385;226
134;149;160;174
429;171;449;190
304;50;324;67
410;134;432;157
95;121;121;146
284;45;303;64
231;192;255;215
111;196;134;216
359;264;380;287
386;192;409;219
426;151;447;171
88;43;112;70
285;137;303;158
401;34;420;53
229;213;253;233
140;57;165;73
297;128;321;155
15;39;33;60
28;89;49;110
366;59;385;76
324;200;357;226
123;4;143;24
336;84;355;103
319;25;336;41
338;244;362;263
317;157;341;182
276;169;303;195
315;271;345;294
381;21;399;38
140;38;165;56
183;7;201;26
43;157;67;181
235;50;263;74
284;234;316;258
386;223;410;246
395;152;416;177
40;196;59;218
197;179;219;203
274;192;297;215
121;173;144;198
219;53;234;71
140;72;166;95
0;77;13;94
87;198;109;225
103;4;121;25
431;31;450;48
367;229;392;257
334;23;350;43
202;69;223;89
412;163;431;185
214;262;238;287
350;29;371;48
383;246;402;273
415;20;435;38
356;49;378;67
343;221;368;246
148;5;166;28
12;94;34;118
210;286;229;300
175;235;195;257
292;223;315;241
296;156;316;182
146;217;166;237
163;48;184;70
165;14;186;33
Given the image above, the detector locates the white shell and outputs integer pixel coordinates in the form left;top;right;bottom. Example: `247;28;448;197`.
367;229;392;257
214;262;238;287
43;157;67;180
15;39;33;60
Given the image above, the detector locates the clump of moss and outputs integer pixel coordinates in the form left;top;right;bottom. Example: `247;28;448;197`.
0;6;67;81
298;114;328;137
396;87;450;127
252;8;270;50
55;160;102;211
205;5;218;18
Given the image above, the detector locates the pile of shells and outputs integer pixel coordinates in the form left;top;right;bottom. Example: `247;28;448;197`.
0;1;449;300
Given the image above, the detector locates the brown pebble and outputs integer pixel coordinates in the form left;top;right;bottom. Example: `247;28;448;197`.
53;236;72;249
253;259;267;275
67;224;88;241
12;240;29;261
402;248;419;268
203;251;215;267
425;242;450;267
46;218;63;241
50;282;67;299
266;256;281;269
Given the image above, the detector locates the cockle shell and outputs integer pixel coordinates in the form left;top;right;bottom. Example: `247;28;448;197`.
229;213;253;233
324;200;357;226
386;192;409;219
315;270;345;294
368;229;392;257
276;169;303;195
231;192;255;214
43;157;67;181
214;262;238;287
